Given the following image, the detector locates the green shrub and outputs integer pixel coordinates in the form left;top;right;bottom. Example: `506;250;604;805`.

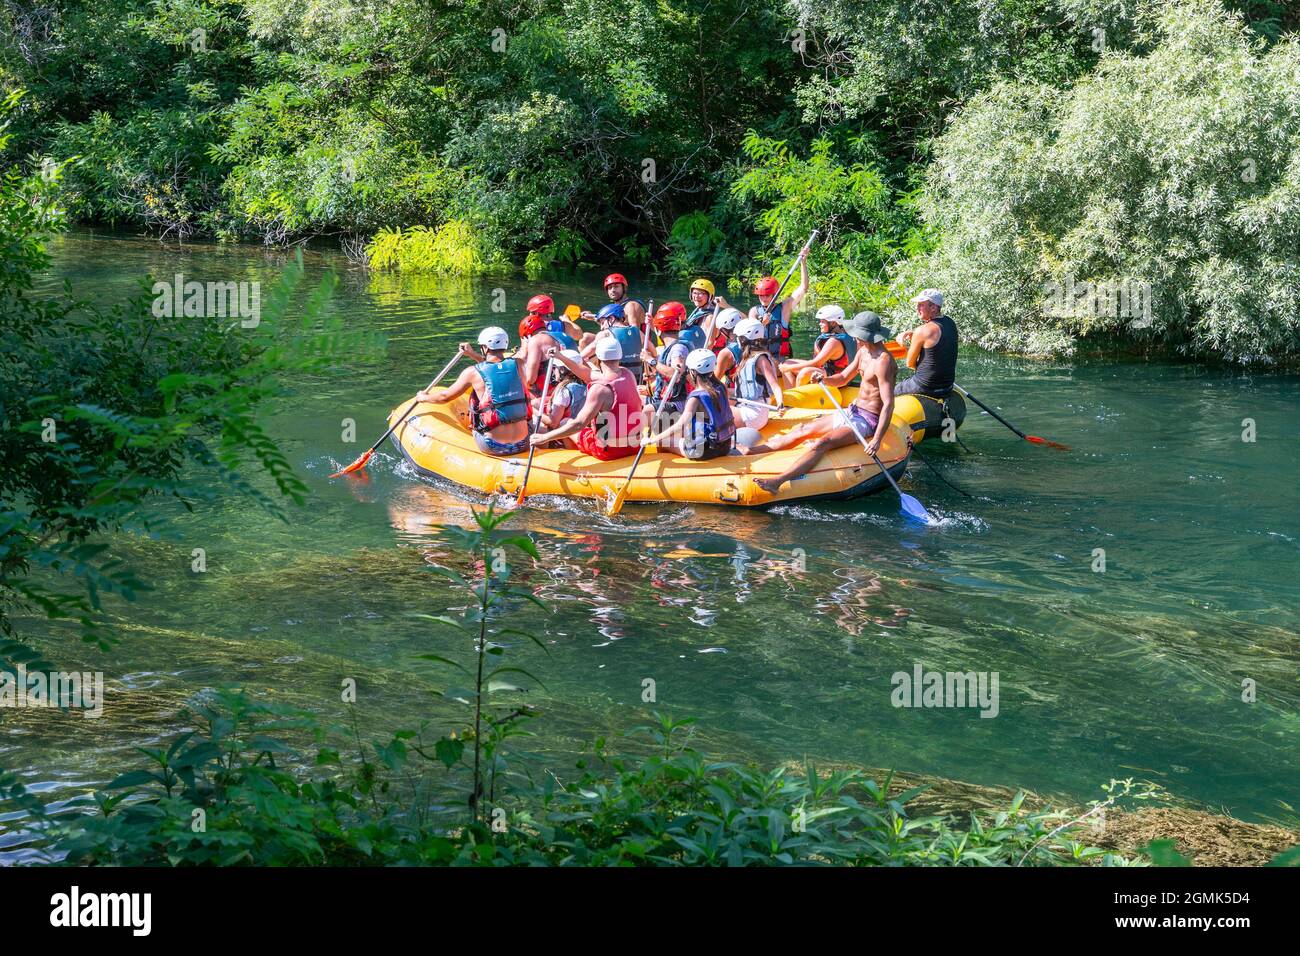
906;0;1300;362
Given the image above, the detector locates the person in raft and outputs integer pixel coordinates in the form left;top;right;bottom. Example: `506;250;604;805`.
895;288;958;398
582;301;646;385
417;327;532;457
747;312;897;495
749;245;810;360
641;302;692;450
642;349;737;460
683;278;729;352
519;309;577;415
524;293;581;349
535;349;589;446
581;273;647;332
729;317;785;433
710;307;747;383
530;336;645;460
778;304;856;387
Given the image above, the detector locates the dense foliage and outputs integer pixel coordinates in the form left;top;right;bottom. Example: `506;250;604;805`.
2;1;1297;353
0;92;382;670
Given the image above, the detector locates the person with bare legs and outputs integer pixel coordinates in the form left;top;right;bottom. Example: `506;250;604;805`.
748;312;897;495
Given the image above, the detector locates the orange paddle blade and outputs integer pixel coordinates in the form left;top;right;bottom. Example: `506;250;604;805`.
1026;435;1071;451
329;449;373;478
564;303;581;320
886;341;906;360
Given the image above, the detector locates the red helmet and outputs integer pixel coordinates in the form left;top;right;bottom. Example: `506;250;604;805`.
526;293;554;316
519;315;546;338
653;301;686;332
754;276;779;297
603;273;628;290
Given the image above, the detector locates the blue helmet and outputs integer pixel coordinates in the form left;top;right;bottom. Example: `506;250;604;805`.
596;302;625;324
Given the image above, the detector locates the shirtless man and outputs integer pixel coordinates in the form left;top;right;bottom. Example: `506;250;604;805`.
748;311;896;494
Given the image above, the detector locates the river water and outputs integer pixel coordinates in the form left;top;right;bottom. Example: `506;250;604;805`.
3;230;1297;860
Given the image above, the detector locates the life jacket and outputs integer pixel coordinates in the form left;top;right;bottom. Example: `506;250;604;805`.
610;325;643;379
813;330;857;376
591;368;644;452
686;305;712;327
910;314;959;396
736;352;773;403
471;359;528;432
685;383;736;459
677;324;706;352
718;340;743;383
544;319;577;351
652;342;689;405
547;378;587;427
760;300;792;358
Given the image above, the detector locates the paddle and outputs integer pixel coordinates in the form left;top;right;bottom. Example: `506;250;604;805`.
515;357;556;505
607;368;681;517
952;384;1069;451
757;229;819;338
818;382;932;524
330;352;462;478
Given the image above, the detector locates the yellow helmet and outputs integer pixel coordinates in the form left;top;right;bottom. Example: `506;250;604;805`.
689;278;715;296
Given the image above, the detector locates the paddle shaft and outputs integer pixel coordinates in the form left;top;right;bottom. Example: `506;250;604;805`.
608;368;681;514
373;353;462;454
953;384;1029;440
516;357;556;503
758;230;819;326
817;381;918;506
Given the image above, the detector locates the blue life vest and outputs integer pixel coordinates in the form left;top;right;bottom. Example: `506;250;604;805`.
685;383;736;459
473;359;528;431
686;305;712;327
545;319;577;351
678;324;706;352
813;331;857;375
720;340;743;382
652;342;689;404
737;352;773;403
759;300;791;357
551;379;587;424
611;325;644;376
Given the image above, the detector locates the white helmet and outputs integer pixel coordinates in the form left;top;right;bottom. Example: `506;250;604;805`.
594;334;623;361
716;307;744;331
686;348;716;374
478;326;509;351
815;304;846;325
552;349;583;377
735;317;765;342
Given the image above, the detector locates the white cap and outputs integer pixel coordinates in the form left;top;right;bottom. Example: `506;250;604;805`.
735;317;765;342
594;335;623;361
686;348;716;374
815;304;846;325
478;326;510;350
911;288;944;307
716;307;744;331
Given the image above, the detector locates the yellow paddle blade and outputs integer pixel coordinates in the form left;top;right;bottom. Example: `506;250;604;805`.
563;303;581;320
606;481;630;516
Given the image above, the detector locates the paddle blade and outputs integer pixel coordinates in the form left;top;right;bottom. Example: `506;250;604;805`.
1026;435;1070;451
899;492;933;525
329;449;373;478
606;484;629;516
886;341;907;360
564;303;581;320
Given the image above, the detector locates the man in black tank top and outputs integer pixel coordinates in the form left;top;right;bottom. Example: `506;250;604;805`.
896;288;958;398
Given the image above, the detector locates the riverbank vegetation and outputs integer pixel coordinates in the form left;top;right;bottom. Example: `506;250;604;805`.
2;1;1297;362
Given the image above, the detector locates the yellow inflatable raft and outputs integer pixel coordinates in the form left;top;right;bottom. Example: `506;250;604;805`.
387;393;913;508
781;383;967;443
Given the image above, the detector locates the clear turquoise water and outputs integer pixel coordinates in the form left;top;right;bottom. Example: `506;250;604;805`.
3;230;1297;860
